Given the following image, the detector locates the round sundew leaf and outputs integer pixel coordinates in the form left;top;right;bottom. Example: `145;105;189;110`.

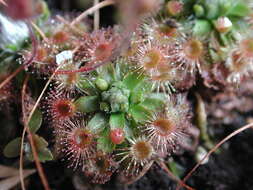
87;112;108;133
74;96;99;113
3;137;22;158
28;108;42;134
109;113;125;130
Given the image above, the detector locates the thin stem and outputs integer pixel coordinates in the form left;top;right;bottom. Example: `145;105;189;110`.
176;123;253;190
94;0;100;30
27;130;50;190
19;64;63;190
31;21;50;44
20;75;30;190
158;161;194;190
70;0;115;26
25;20;38;66
20;75;51;190
0;65;24;90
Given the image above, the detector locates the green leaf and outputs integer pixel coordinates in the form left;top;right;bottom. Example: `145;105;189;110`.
28;109;42;133
227;2;250;17
74;96;99;113
129;104;152;123
98;64;116;83
193;20;212;36
25;135;53;162
37;148;54;162
3;137;22;158
97;136;115;153
168;160;185;178
140;93;166;111
95;78;109;91
123;72;146;90
87;113;108;133
130;89;145;104
193;4;205;17
206;3;219;19
123;123;134;140
76;78;98;95
109;113;125;129
39;1;51;23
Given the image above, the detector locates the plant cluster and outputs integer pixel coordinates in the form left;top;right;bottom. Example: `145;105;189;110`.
1;0;253;188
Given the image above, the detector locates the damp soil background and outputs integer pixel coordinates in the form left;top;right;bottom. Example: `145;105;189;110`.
1;1;253;190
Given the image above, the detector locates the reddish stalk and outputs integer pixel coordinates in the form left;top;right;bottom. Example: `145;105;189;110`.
70;0;115;26
176;122;253;190
26;130;51;190
20;75;51;190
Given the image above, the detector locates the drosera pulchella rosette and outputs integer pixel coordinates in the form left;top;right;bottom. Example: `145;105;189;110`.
225;34;253;83
83;151;118;184
130;39;177;94
117;136;156;177
142;94;191;155
57;118;96;170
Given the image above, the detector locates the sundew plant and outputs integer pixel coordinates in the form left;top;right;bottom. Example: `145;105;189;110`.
1;0;253;189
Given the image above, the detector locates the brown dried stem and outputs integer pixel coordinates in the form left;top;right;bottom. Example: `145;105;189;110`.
31;21;50;44
20;75;30;190
70;0;115;26
94;0;100;30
